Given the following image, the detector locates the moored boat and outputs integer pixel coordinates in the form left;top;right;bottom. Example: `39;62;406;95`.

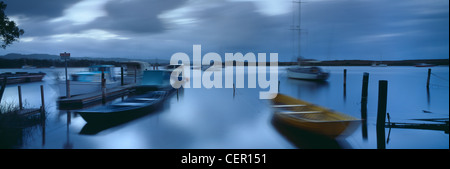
271;94;360;138
58;65;120;97
0;72;46;84
414;63;436;67
77;91;168;123
287;66;329;81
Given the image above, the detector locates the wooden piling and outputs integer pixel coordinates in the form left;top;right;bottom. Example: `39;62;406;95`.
18;85;23;110
0;77;6;103
278;81;280;93
361;72;369;101
426;68;431;88
233;83;236;98
101;70;106;105
66;80;70;98
360;72;369;140
376;80;388;149
121;66;124;86
40;85;45;113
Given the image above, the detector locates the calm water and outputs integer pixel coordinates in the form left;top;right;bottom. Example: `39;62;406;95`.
0;66;448;149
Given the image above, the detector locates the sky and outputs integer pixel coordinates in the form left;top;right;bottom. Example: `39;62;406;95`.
1;0;448;62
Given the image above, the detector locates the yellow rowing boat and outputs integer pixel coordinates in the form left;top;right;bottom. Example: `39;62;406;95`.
271;94;360;138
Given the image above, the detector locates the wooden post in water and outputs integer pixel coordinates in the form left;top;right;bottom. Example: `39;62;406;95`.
40;85;45;113
376;80;388;149
360;72;369;140
0;77;6;104
18;85;23;110
101;69;106;105
361;72;369;102
278;81;280;93
343;69;347;87
121;66;124;86
233;83;236;98
426;68;431;89
343;69;347;100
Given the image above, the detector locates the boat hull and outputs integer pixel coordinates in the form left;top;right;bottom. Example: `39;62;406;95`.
287;68;329;81
77;91;170;124
271;94;360;138
58;81;120;96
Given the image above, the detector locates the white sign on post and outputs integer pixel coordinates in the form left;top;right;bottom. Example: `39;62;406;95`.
60;52;70;59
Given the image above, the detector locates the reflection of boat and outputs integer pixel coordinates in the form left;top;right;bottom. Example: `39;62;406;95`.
77;91;168;123
21;65;36;69
414;63;436;67
0;72;46;84
58;65;120;96
271;94;360;138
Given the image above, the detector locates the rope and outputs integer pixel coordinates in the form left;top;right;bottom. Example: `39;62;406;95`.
431;73;449;81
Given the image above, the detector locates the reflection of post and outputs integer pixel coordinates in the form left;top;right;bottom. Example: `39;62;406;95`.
64;111;73;149
376;80;388;149
18;86;23;110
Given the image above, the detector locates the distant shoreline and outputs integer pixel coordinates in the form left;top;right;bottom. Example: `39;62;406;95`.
0;56;448;68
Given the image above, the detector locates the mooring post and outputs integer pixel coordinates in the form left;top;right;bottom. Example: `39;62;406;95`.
233;83;236;98
101;69;106;105
0;77;6;104
360;72;369;140
361;72;369;102
40;85;45;113
18;85;23;110
426;68;431;89
278;80;280;93
121;66;124;86
376;80;388;149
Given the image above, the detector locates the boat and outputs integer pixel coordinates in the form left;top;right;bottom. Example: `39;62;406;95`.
414;63;436;67
77;91;168;123
287;66;329;81
58;65;120;97
0;72;46;84
121;61;151;83
271;94;360;138
286;1;329;81
371;62;388;67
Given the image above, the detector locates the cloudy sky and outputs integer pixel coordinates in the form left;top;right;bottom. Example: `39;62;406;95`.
1;0;448;62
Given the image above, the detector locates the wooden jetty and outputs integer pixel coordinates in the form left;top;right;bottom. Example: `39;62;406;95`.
57;84;136;109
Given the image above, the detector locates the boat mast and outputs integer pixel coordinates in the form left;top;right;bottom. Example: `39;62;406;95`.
291;1;302;67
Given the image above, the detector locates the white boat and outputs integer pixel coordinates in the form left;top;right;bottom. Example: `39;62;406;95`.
286;1;329;81
58;65;120;97
287;66;329;81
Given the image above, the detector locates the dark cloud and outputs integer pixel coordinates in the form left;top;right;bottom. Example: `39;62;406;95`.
0;0;447;61
2;0;81;18
92;0;187;34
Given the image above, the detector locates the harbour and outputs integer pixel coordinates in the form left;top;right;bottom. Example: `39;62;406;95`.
0;66;448;149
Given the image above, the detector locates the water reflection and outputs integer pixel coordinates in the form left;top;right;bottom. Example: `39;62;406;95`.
271;117;352;149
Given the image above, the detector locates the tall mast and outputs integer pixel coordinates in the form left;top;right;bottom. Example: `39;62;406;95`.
291;1;302;66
